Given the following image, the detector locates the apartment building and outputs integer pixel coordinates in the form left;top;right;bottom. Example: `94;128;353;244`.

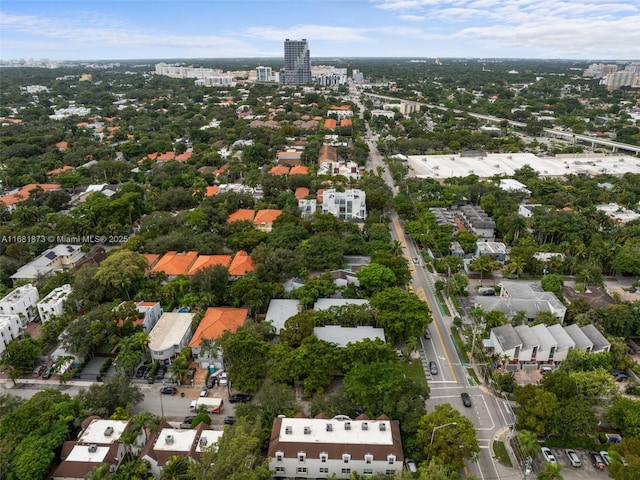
0;283;39;326
0;314;22;356
268;415;404;479
283;39;311;85
37;284;72;322
321;189;367;220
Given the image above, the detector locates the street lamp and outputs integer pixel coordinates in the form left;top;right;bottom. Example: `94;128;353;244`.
427;422;457;463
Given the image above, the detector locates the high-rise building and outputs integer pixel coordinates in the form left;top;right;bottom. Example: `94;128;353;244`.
283;39;311;85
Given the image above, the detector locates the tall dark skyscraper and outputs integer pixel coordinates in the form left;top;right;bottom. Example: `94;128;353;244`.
283;38;311;85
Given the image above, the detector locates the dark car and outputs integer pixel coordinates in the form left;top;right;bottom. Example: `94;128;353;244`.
229;393;252;403
224;416;235;425
155;366;166;380
461;392;472;407
135;365;147;378
589;451;605;470
429;361;438;375
207;376;216;389
184;415;196;424
187;367;197;379
160;386;177;395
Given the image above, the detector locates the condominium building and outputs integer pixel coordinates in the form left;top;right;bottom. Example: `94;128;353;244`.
0;314;22;356
0;283;39;325
321;189;367;220
268;415;404;479
283;39;311;85
37;284;72;322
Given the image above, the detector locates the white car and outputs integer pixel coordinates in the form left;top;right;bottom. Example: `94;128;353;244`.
219;372;228;386
599;451;610;466
541;447;556;464
565;449;581;468
199;388;208;397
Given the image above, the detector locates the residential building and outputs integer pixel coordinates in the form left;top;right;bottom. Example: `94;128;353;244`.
254;209;282;232
135;301;163;334
475;242;509;264
190;307;248;368
10;244;85;283
0;183;61;211
490;324;522;362
150;251;198;277
580;324;611;353
52;417;145;480
564;324;593;353
228;250;255;278
0;314;22;356
321;188;367;220
283;39;312;85
313;325;386;347
226;209;256;224
458;205;495;240
142;422;223;479
312;66;348;85
256;65;275;82
37;284;72;322
268;415;404;479
265;299;301;333
529;324;558;363
546;324;575;362
298;198;317;218
0;283;39;325
148;312;194;361
513;325;540;362
186;255;232;275
499;179;531;196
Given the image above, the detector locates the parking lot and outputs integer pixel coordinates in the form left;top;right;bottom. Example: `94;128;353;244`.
536;447;612;480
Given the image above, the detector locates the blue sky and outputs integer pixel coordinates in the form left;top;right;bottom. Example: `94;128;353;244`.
1;0;639;61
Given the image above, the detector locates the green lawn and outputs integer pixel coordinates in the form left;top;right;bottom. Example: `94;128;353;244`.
401;355;428;387
493;440;513;467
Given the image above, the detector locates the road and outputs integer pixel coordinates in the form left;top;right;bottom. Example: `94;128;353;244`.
360;102;517;479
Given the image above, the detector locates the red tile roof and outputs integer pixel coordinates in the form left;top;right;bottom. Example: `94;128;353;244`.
0;184;61;207
189;307;248;347
340;118;353;127
269;165;290;176
186;255;232;275
55;141;68;150
228;251;255;276
143;253;161;268
324;118;337;130
150;251;198;275
289;165;309;175
227;209;256;224
46;165;75;176
295;187;310;199
254;209;282;226
205;186;219;197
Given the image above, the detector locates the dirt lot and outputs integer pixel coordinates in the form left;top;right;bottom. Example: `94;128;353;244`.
562;285;615;308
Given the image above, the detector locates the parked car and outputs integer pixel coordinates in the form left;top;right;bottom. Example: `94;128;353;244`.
404;458;417;472
589;451;605;470
229;393;252;403
32;365;44;376
200;388;208;397
135;365;147;378
207;376;216;389
599;451;610;466
160;386;177;395
565;449;581;468
461;392;472;407
429;361;438;375
412;257;419;265
224;416;235;425
155;366;166;380
424;328;431;340
184;415;195;424
541;447;556;464
396;349;404;358
42;366;54;379
407;285;415;294
219;372;228;386
187;367;197;379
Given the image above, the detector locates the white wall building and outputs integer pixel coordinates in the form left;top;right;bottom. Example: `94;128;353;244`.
321;188;367;220
135;301;163;334
0;314;22;356
10;244;85;282
37;284;72;322
148;312;194;361
0;283;39;326
268;415;404;479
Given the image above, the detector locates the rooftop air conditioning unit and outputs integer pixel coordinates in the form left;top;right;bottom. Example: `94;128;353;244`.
104;426;114;437
379;423;386;431
88;444;98;453
304;426;311;435
326;424;333;432
362;422;368;431
285;426;292;434
344;422;351;430
165;434;174;444
199;437;207;446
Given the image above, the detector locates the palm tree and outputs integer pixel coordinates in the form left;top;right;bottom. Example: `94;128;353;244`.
168;356;189;385
161;455;190;480
469;255;501;286
538;461;563;480
389;240;403;256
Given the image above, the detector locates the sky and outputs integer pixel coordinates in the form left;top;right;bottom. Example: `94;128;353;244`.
1;0;639;61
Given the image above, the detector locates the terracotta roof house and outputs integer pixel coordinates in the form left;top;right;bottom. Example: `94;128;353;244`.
0;183;61;211
254;209;282;232
157;152;176;162
55;141;69;150
186;255;232;275
324;118;337;130
143;253;161;270
190;307;248;366
295;187;310;200
289;165;309;176
276;151;302;166
46;165;75;176
318;145;337;164
204;186;219;197
226;209;256;224
269;165;290;176
150;251;198;276
175;151;192;161
340;118;353;127
228;251;255;277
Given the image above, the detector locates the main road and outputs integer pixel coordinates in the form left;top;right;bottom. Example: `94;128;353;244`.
361;104;518;479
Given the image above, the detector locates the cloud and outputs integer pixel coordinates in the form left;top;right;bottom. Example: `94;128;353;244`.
399;14;426;21
244;24;369;43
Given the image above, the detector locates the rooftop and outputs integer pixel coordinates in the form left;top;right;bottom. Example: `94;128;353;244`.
189;307;248;347
148;312;194;352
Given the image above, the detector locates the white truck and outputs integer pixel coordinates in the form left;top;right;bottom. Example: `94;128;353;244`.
189;397;224;414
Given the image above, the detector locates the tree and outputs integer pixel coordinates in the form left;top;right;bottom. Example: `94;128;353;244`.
469;255;501;286
168;355;190;384
219;324;271;392
0;337;40;384
93;249;148;300
538;461;564;480
513;384;559;435
339;338;396;372
540;273;564;294
517;430;541;460
343;361;429;435
279;310;316;348
370;287;431;344
300;233;344;271
356;262;397;295
415;403;480;469
77;375;144;417
607;397;640;438
161;455;190;480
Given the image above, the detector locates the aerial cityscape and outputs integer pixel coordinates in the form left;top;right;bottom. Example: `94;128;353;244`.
1;1;640;480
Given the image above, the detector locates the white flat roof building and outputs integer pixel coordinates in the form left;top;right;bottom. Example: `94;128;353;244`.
148;312;194;360
0;283;39;325
313;325;386;347
0;314;22;356
37;284;72;322
265;299;301;334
